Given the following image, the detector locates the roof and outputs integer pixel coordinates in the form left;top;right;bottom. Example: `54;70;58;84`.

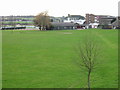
68;14;85;19
100;17;116;19
51;22;75;27
96;15;115;18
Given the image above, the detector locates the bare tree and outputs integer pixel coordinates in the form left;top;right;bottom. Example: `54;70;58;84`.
33;11;51;30
75;39;101;89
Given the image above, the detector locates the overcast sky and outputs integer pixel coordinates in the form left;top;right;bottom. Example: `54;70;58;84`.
0;0;119;17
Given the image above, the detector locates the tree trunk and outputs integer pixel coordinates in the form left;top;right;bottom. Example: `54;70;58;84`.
39;27;41;30
88;69;91;90
39;26;41;30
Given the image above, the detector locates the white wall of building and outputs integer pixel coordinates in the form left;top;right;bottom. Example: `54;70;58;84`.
64;17;85;24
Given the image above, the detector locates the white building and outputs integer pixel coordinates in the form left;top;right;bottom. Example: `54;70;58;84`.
63;14;85;24
89;23;99;28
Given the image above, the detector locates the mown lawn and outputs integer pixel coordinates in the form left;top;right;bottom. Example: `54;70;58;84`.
2;29;118;88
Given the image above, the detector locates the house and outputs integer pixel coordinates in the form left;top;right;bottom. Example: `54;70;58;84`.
64;14;85;25
50;16;64;22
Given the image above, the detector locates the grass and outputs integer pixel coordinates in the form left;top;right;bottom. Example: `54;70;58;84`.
2;29;118;88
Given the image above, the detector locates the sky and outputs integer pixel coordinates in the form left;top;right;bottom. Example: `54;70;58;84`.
0;0;119;17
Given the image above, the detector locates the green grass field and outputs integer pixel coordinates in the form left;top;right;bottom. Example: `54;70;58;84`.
2;29;118;88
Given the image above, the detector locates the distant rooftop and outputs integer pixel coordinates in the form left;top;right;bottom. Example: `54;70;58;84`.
68;14;85;19
95;15;116;18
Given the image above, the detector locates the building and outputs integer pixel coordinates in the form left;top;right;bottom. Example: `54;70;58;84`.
49;14;86;30
1;14;118;30
98;16;116;29
86;14;97;24
85;14;116;29
0;15;34;27
50;22;78;30
85;14;99;28
50;16;64;22
64;14;85;24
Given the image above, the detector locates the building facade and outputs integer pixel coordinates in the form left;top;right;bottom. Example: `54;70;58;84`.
85;14;99;28
51;22;78;30
64;14;85;24
85;14;117;29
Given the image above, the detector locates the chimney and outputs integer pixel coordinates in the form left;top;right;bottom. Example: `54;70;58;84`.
68;14;70;17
